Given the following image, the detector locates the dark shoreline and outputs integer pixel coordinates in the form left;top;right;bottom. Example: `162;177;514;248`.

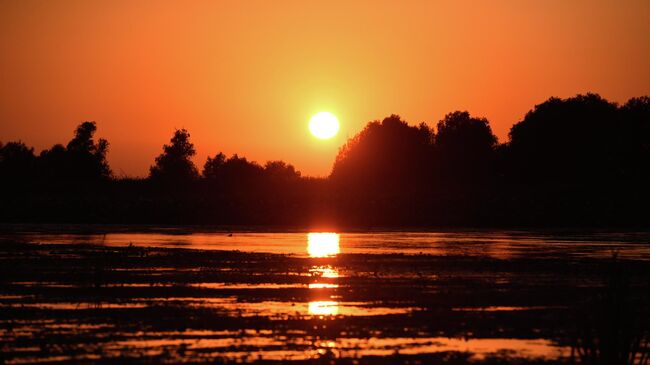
3;94;650;230
2;222;650;236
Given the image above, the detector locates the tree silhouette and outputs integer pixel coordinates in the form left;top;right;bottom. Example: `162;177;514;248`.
620;96;650;179
264;160;301;182
507;93;620;182
202;152;226;180
65;121;111;180
1;93;649;226
218;154;263;189
31;121;110;184
0;141;36;187
37;144;67;182
434;111;497;183
330;114;434;195
149;129;198;185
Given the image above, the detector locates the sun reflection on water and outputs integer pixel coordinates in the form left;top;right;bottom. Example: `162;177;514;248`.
308;283;338;289
306;233;340;317
309;266;339;278
308;301;339;316
307;232;340;257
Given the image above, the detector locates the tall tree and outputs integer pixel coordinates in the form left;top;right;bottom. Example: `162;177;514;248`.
65;121;111;180
149;129;198;184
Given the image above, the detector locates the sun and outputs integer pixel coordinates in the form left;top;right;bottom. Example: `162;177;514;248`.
309;112;339;139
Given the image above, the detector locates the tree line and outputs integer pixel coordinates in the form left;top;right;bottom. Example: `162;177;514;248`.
1;93;649;227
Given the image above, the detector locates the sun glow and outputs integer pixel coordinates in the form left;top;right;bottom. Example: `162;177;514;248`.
309;112;340;139
307;233;340;257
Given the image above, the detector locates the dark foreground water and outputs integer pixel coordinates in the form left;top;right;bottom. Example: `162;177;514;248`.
1;228;649;364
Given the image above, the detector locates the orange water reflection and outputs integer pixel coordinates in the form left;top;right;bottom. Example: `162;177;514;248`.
307;233;340;316
307;264;339;316
308;283;338;289
309;265;339;278
11;231;650;260
307;233;340;257
308;301;339;316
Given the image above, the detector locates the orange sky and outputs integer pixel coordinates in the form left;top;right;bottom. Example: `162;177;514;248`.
1;0;649;177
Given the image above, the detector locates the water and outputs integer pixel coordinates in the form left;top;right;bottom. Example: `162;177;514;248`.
1;228;649;364
6;229;650;259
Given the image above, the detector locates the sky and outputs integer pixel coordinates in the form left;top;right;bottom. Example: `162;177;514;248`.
1;0;649;177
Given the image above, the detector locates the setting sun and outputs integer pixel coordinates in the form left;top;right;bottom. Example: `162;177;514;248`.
309;112;340;139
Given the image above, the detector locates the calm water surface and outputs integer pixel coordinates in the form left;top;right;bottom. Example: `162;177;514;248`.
1;228;649;364
7;229;650;259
